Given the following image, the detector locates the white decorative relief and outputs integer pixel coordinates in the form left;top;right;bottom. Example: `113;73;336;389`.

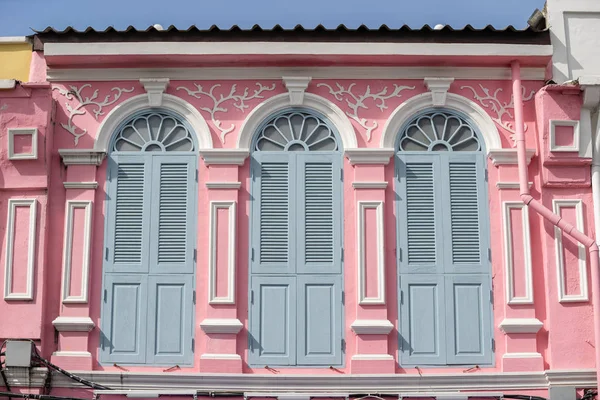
502;202;533;305
53;84;134;145
61;201;92;304
317;82;415;142
208;201;237;304
357;201;385;305
553;199;588;303
8;128;38;160
550;119;580;152
4;199;37;300
176;83;276;143
461;84;535;146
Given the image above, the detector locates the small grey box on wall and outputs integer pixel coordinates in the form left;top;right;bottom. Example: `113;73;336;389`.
5;340;33;367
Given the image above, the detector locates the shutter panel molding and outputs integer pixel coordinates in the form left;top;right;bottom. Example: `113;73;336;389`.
249;276;297;366
297;275;343;366
100;274;148;364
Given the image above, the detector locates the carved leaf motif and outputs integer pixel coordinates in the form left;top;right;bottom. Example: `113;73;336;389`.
317;82;415;142
176;82;276;143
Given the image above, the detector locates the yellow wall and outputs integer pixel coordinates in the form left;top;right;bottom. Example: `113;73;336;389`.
0;40;32;82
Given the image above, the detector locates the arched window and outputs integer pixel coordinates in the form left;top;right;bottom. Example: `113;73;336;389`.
248;110;344;367
100;110;197;366
396;110;493;366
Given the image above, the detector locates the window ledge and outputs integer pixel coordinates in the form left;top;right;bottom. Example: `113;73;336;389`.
200;318;243;334
350;319;394;335
488;148;535;166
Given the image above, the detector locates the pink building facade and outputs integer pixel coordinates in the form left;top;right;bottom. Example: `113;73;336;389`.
2;4;600;400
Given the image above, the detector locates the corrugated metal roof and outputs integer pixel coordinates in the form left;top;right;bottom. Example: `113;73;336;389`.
33;23;550;45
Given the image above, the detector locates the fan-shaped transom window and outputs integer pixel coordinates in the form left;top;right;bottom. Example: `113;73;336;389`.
398;111;481;152
113;111;195;153
255;110;339;152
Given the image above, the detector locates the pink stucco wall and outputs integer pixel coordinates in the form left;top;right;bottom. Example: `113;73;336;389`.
1;55;596;393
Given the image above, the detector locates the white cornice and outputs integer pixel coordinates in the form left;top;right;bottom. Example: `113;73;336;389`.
48;369;597;391
46;66;547;82
3;367;48;387
0;37;30;44
350;319;394;335
59;149;106;166
0;79;16;90
52;316;95;332
63;181;99;189
44;42;552;58
495;182;533;189
345;148;394;165
498;318;543;334
199;149;250;166
199;318;243;334
488;148;536;166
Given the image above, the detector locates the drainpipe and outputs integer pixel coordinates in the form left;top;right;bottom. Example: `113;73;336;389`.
511;61;600;387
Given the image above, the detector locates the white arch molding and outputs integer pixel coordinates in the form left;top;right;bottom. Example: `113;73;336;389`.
380;92;502;153
94;93;213;152
237;93;358;150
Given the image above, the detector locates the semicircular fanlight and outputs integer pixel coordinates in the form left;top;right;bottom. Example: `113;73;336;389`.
398;111;481;152
255;111;339;152
113;111;195;153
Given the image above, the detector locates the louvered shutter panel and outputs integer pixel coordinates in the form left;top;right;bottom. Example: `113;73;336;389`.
445;275;492;365
397;154;444;275
297;275;343;366
249;276;297;366
148;155;196;275
146;275;194;365
104;155;152;273
399;274;446;365
297;153;342;274
440;154;490;274
100;274;148;364
251;153;295;275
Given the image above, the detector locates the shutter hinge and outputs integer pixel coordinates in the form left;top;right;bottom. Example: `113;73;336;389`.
193;290;196;305
341;291;345;305
193;249;197;262
341;338;346;352
195;169;198;182
251;290;255;304
485;169;489;182
105;247;109;261
340;247;344;261
400;290;404;305
192;338;195;352
103;289;107;303
488;248;492;262
340;168;343;182
490;289;494;304
251;248;255;262
398;248;402;262
491;338;496;352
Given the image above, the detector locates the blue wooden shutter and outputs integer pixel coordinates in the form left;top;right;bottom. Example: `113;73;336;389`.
440;154;490;274
148;155;196;275
100;274;148;364
251;153;295;275
104;155;152;274
146;275;194;365
396;155;444;275
444;275;492;365
399;274;446;365
297;275;342;366
249;276;297;366
297;153;342;274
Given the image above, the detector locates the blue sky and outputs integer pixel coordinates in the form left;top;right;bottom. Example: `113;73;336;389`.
0;0;546;36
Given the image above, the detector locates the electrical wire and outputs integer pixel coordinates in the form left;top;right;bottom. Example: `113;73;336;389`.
0;340;12;392
31;353;111;391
